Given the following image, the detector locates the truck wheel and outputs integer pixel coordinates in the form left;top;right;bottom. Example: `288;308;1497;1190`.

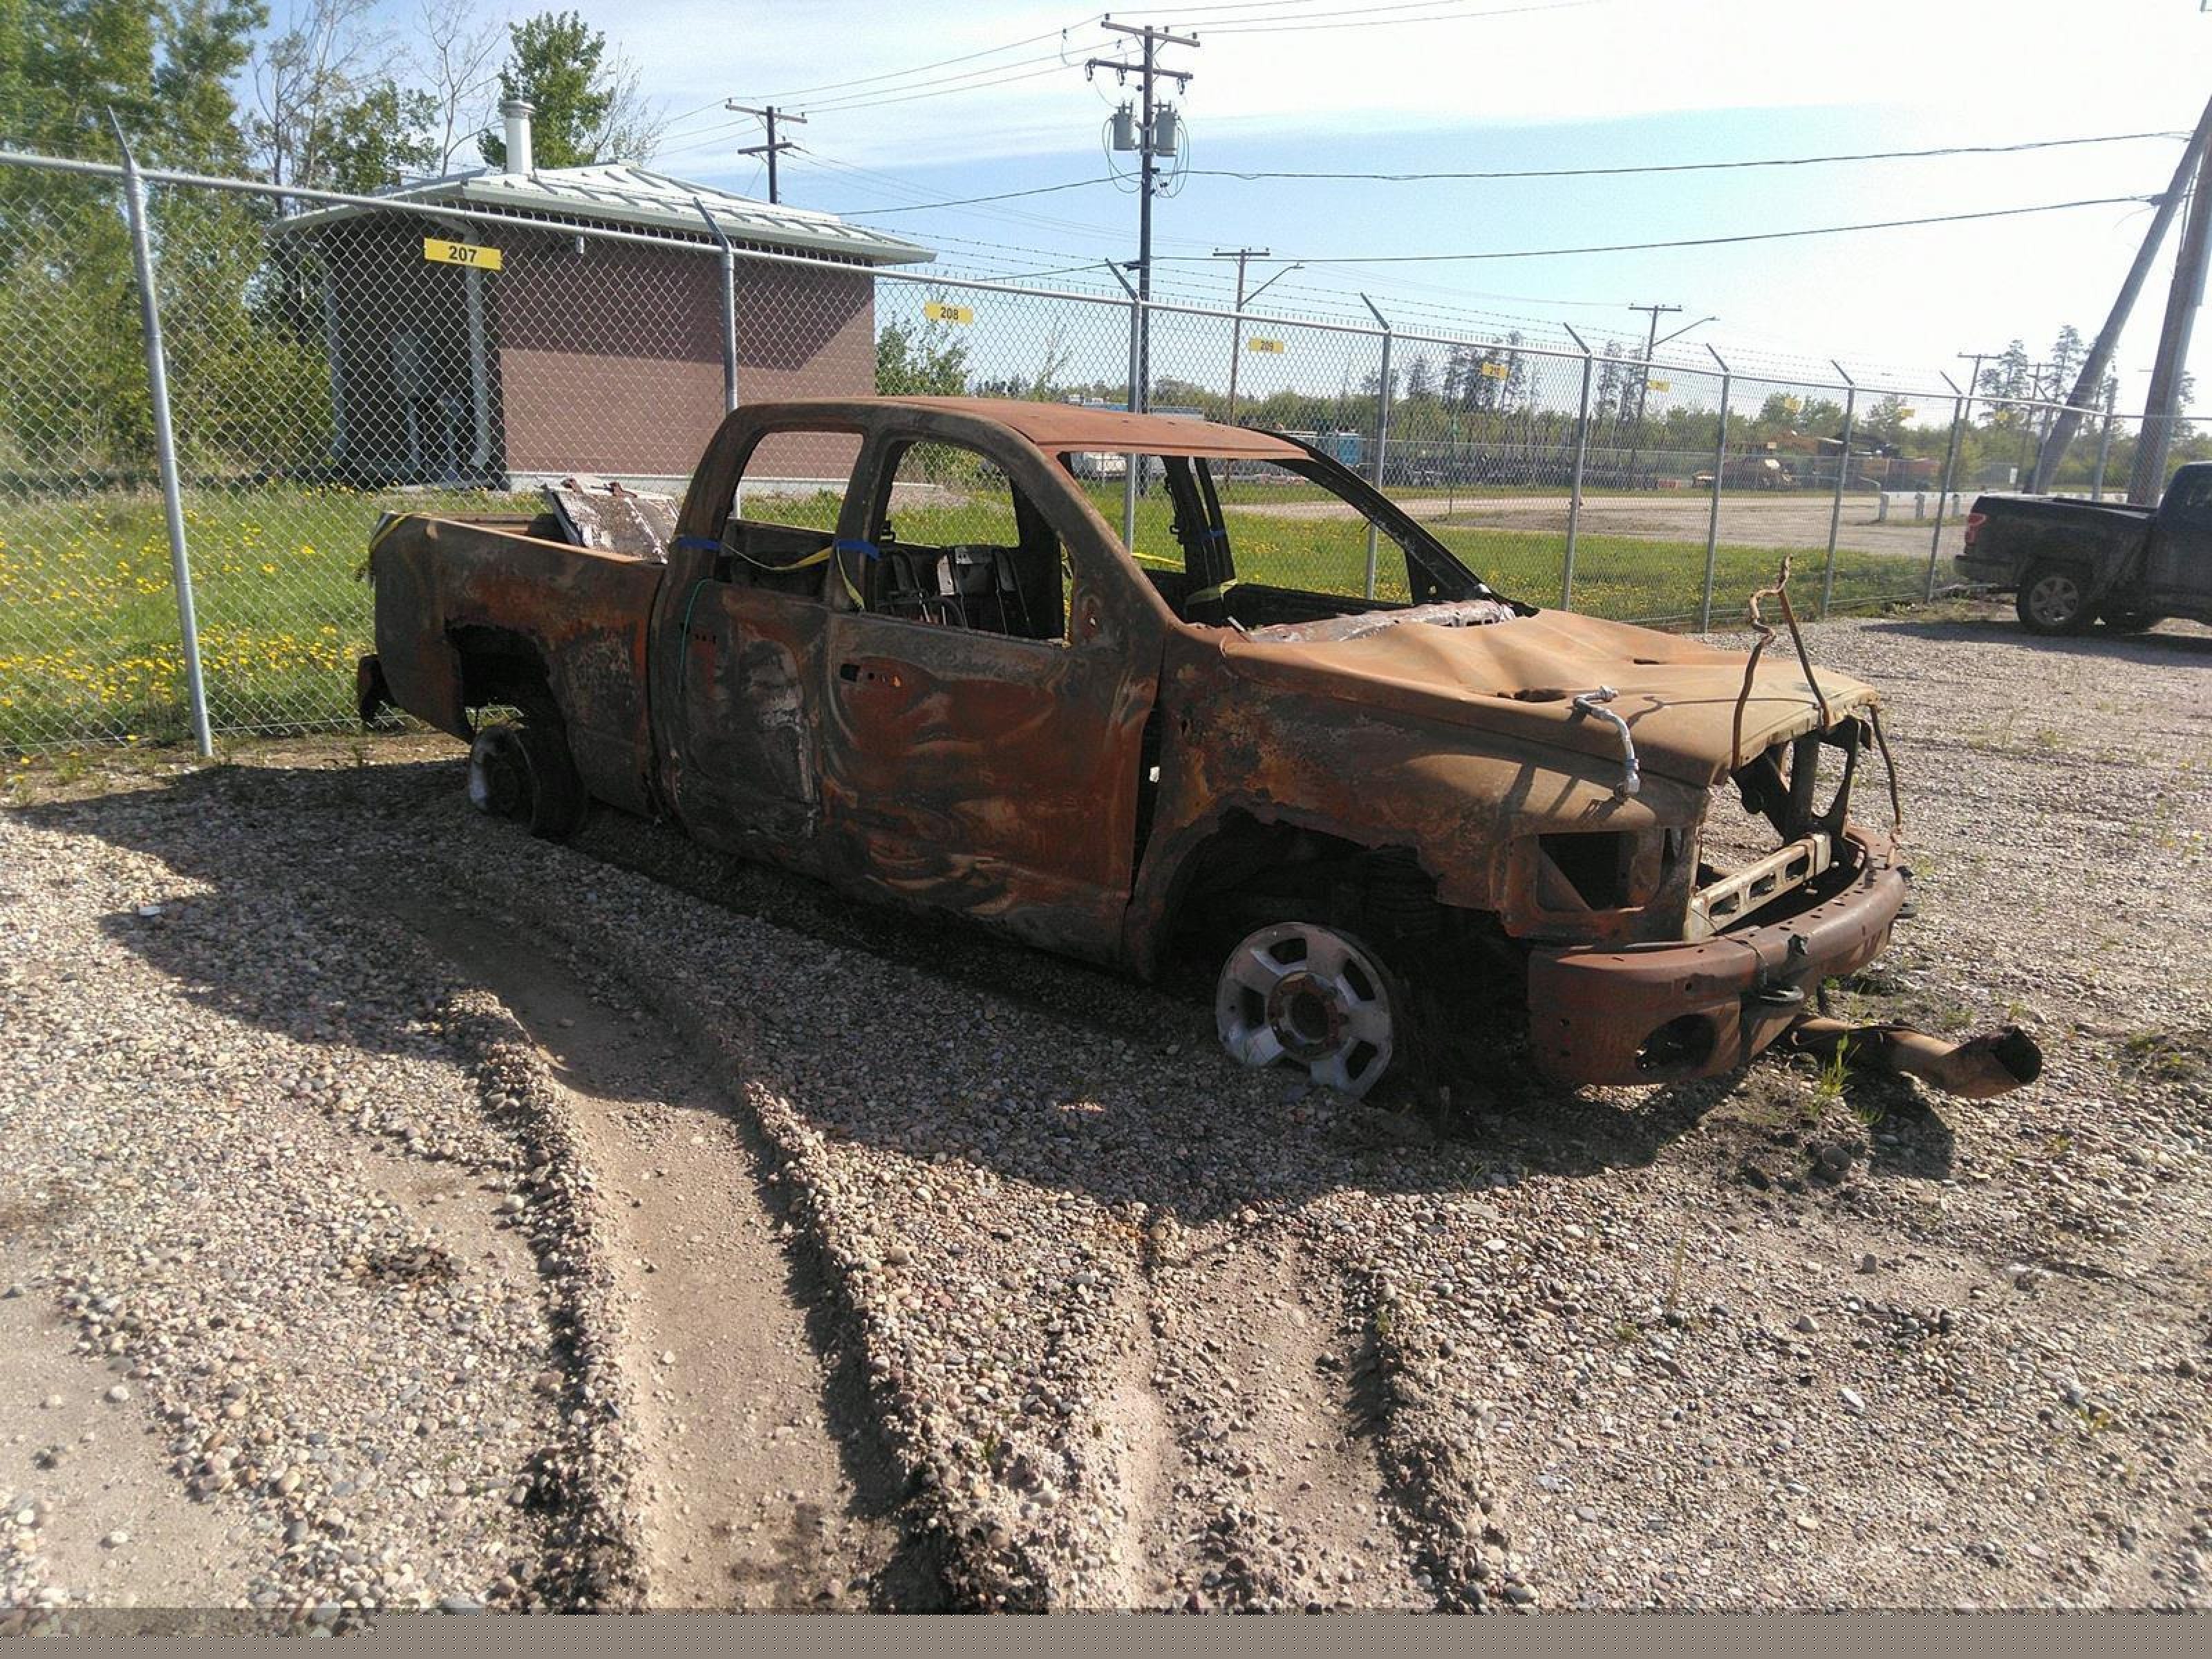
467;715;586;841
2016;565;2092;636
1214;919;1407;1098
2099;608;2162;634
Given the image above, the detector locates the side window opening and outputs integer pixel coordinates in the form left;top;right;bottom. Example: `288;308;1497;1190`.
1086;451;1479;628
713;427;861;599
861;440;1069;644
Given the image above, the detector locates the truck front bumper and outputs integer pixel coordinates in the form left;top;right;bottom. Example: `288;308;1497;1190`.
1524;827;1907;1088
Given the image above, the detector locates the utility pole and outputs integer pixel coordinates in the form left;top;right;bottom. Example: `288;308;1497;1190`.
2034;96;2212;491
1623;305;1711;487
1088;21;1198;415
2130;100;2212;503
1213;247;1297;424
1624;303;1679;488
727;103;807;203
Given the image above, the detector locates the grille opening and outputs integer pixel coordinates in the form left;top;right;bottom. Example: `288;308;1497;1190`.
1539;832;1630;910
1704;767;1786;876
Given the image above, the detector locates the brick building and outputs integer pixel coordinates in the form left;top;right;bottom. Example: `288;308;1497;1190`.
279;101;932;489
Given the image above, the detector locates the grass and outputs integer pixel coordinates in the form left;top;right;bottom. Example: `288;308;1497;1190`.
3;477;1932;753
0;482;486;751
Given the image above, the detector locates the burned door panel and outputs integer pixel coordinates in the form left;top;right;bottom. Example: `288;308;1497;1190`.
666;582;830;861
816;610;1152;961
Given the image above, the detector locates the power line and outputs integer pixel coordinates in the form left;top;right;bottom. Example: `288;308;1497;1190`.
729;14;1103;104
834;176;1123;215
1187;128;2189;183
800;57;1103;116
1189;0;1613;34
1156;194;2159;264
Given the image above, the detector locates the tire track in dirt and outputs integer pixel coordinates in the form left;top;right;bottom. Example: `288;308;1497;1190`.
382;893;923;1609
1110;1219;1433;1611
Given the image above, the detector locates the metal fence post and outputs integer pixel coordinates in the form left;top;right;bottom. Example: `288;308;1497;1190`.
113;119;212;758
1926;374;1968;600
1698;345;1730;632
1822;361;1857;619
691;198;740;415
1562;323;1594;611
2092;379;2117;500
1105;262;1141;551
1362;295;1394;599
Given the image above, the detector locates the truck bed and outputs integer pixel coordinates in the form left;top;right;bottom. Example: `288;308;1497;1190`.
1958;491;2153;588
368;514;667;815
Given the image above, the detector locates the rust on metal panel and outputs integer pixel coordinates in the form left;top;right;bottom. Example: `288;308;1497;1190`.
880;396;1306;460
1212;607;1879;789
663;582;832;864
814;615;1143;960
373;513;661;814
365;396;1991;1105
1524;827;1906;1087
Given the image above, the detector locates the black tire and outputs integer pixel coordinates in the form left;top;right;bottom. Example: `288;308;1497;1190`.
2016;564;2093;636
2098;608;2163;634
466;713;586;840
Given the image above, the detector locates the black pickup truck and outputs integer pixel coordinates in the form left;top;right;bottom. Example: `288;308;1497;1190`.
1956;461;2212;635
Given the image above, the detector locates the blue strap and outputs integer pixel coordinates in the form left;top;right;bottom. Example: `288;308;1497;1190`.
674;534;723;554
834;537;881;560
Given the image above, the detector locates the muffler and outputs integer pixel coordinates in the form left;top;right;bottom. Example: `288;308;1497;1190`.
1783;1017;2043;1100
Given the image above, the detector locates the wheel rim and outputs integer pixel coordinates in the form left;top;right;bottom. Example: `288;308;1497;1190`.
1215;922;1396;1097
467;729;529;818
2027;572;2081;628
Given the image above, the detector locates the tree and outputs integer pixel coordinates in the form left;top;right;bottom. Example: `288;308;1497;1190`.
252;0;436;194
412;0;503;174
1862;395;1911;444
0;2;328;473
1403;352;1435;406
2048;323;2085;396
478;9;662;169
875;316;969;397
1593;344;1629;424
1977;339;2033;426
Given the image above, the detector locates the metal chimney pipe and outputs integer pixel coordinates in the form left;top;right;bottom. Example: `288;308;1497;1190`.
500;97;535;176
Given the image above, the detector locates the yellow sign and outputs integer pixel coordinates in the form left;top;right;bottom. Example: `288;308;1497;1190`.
1895;408;1915;420
1479;360;1510;380
1246;337;1285;354
924;301;974;325
423;236;502;272
1647;378;1670;393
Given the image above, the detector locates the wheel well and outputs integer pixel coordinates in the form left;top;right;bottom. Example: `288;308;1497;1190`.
1164;811;1528;1090
1165;811;1478;953
449;625;558;722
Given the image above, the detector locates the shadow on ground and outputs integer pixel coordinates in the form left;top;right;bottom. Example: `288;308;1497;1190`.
15;757;1957;1227
1864;614;2212;662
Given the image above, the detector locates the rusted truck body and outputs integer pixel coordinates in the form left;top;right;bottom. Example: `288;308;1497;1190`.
362;397;2032;1100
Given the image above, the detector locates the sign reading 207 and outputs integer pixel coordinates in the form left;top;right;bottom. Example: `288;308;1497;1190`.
423;236;504;272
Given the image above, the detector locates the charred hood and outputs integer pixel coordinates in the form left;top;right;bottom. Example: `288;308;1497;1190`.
1219;606;1875;787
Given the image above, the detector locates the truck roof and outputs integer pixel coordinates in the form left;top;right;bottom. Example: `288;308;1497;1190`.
760;396;1311;462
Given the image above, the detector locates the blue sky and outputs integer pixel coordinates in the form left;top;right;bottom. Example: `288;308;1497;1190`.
365;0;2212;400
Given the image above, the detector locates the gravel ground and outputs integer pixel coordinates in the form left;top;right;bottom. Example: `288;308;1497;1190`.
1;599;2208;1620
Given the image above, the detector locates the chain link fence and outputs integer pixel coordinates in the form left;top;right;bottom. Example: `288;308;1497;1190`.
0;144;2146;755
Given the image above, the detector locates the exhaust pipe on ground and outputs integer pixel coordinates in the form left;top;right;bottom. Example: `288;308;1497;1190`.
1782;1017;2043;1101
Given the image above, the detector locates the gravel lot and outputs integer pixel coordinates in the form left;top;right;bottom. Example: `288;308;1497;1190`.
2;600;2208;1622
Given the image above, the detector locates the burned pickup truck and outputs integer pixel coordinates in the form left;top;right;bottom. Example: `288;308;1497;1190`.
361;397;2036;1102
